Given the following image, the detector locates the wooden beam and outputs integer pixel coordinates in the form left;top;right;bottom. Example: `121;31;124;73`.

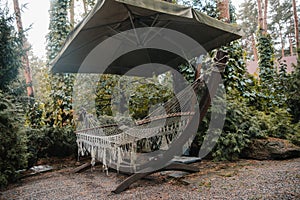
113;162;198;194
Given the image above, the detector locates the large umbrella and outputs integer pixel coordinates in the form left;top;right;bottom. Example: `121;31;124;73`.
50;0;243;76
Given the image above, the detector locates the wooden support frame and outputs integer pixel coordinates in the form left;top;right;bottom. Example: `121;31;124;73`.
113;162;199;194
72;161;199;194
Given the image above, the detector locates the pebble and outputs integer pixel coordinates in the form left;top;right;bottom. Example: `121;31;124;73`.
1;158;299;200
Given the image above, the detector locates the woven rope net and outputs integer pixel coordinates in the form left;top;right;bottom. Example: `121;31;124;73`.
76;77;204;173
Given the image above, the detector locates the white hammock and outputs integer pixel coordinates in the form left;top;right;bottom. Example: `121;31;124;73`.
75;78;203;173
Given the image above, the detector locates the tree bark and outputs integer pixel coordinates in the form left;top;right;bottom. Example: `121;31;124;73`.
257;0;264;32
251;34;259;61
217;0;230;22
279;30;285;57
292;0;299;55
263;0;268;32
289;33;294;56
13;0;34;98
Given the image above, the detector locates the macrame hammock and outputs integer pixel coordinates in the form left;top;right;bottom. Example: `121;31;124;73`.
75;76;204;174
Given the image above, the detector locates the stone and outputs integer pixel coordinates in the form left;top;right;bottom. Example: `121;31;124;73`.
241;137;300;160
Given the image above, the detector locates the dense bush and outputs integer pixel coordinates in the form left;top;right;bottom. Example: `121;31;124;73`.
287;59;300;123
25;100;77;167
0;91;28;189
26;126;76;165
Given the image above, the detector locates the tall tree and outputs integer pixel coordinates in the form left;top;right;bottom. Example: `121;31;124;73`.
239;0;258;60
0;7;23;92
12;0;34;98
257;0;268;34
263;0;268;31
257;0;263;30
292;0;299;55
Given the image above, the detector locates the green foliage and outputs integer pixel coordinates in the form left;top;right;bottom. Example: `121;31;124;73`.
46;0;71;61
253;108;298;139
95;74;174;120
287;59;300;123
289;125;300;146
25;101;46;128
27;126;76;164
178;64;196;84
23;0;78;168
128;79;173;119
25;99;76;167
274;59;289;107
45;74;75;127
210;97;257;161
254;31;277;112
257;32;276;86
95;74;118;116
29;52;50;103
0;91;28;189
0;8;23;92
46;0;74;128
220;41;251;96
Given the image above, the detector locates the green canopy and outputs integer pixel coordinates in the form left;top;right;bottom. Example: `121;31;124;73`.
50;0;243;76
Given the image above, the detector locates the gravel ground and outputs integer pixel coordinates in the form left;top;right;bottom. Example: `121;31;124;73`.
1;158;299;200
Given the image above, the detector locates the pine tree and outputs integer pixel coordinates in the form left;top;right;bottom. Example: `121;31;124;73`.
12;0;34;98
238;0;258;60
0;8;23;92
269;0;293;57
292;0;299;53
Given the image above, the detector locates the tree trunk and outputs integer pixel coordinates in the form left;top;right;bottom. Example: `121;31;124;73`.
217;0;230;22
251;34;259;61
292;0;299;55
70;0;75;28
13;0;34;98
263;0;268;32
257;0;264;32
279;30;285;57
289;33;294;56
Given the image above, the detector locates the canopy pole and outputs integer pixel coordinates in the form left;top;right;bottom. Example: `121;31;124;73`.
127;11;141;45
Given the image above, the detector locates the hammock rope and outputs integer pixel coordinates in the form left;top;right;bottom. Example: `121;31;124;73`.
76;76;205;173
